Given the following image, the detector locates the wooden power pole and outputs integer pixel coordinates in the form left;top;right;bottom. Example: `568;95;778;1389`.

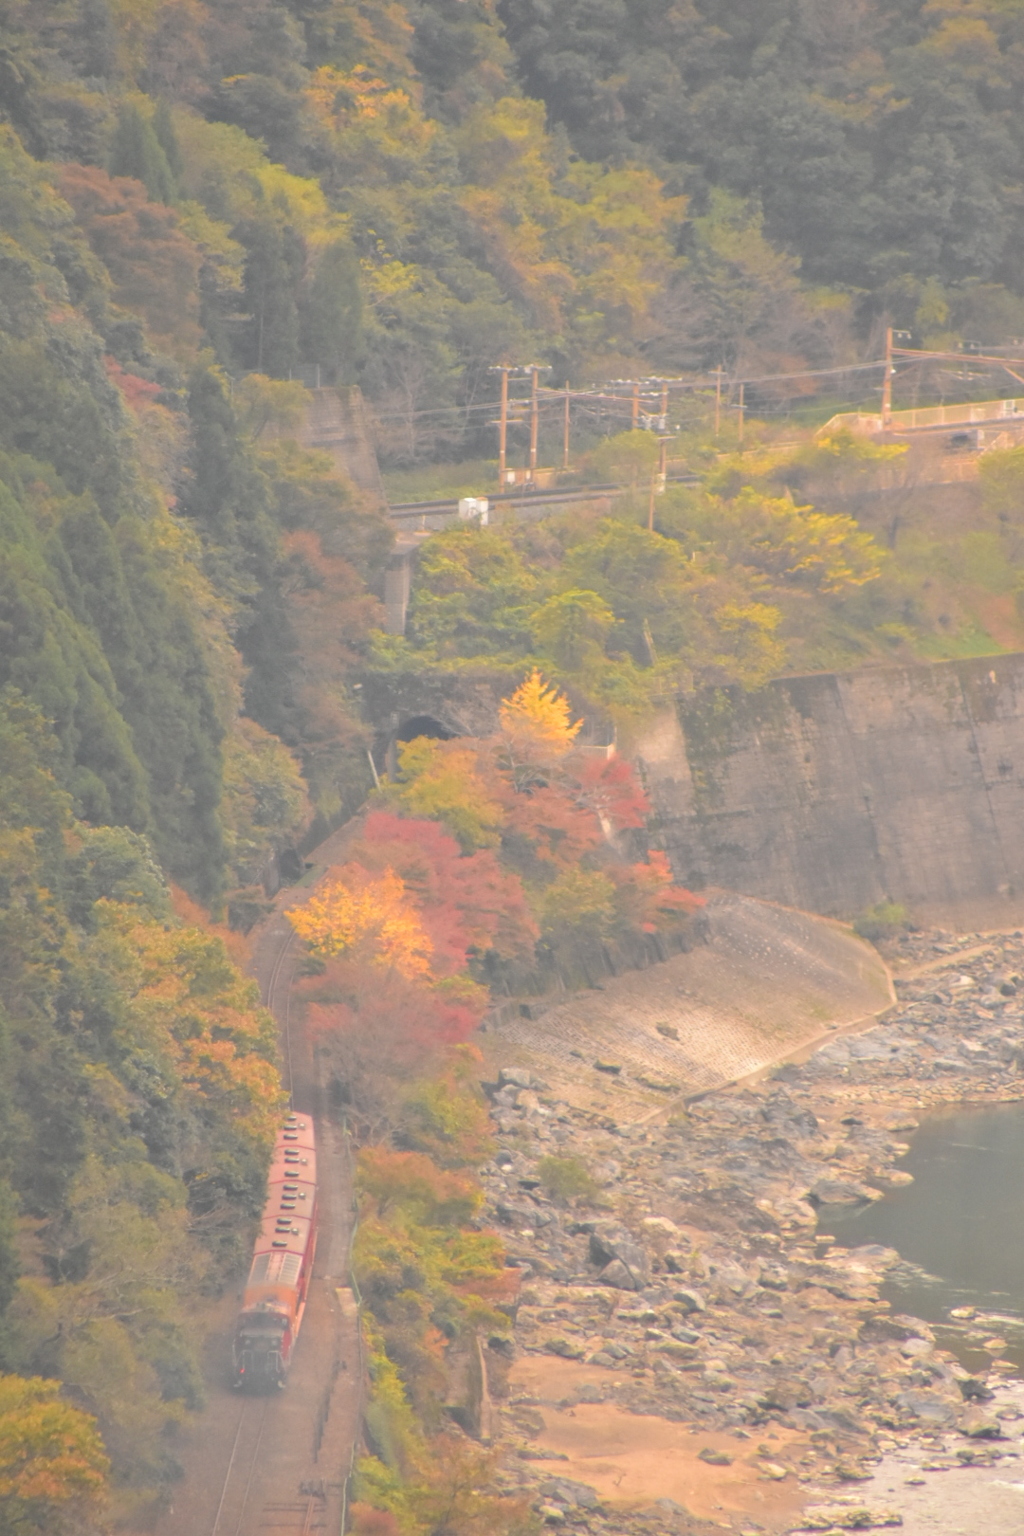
497;366;509;487
529;366;539;475
881;326;894;427
562;389;571;469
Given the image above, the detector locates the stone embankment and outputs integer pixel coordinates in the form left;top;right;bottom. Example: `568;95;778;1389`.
487;892;893;1110
479;925;1024;1535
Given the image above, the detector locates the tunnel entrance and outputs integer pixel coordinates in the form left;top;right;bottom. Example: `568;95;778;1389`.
394;714;455;744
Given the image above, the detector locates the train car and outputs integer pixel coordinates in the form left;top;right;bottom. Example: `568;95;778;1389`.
232;1111;318;1391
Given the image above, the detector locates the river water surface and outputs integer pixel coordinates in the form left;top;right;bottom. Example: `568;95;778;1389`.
825;1102;1024;1372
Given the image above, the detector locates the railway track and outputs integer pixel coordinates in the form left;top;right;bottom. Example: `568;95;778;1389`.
264;922;297;1101
209;1395;328;1535
154;882;358;1536
209;1399;269;1536
387;471;700;520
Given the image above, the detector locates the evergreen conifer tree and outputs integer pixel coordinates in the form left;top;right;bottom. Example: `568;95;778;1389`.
108;102;176;204
152;98;183;183
299;237;363;383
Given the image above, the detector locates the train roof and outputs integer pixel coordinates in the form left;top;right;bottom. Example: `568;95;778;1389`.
251;1113;317;1265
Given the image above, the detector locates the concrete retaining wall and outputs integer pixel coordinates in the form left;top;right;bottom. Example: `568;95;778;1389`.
639;653;1024;922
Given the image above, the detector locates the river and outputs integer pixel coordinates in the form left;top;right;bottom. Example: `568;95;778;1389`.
825;1102;1024;1373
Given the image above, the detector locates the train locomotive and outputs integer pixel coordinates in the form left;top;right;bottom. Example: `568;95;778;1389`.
232;1111;318;1391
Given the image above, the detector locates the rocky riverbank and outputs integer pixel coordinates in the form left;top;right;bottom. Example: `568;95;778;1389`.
479;925;1024;1534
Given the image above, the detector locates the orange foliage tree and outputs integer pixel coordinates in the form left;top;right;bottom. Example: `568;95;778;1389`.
344;812;537;973
108;901;284;1150
56;164;203;353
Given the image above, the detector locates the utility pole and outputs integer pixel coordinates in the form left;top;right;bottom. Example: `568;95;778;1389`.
737;381;745;450
497;366;509;487
881;325;894;427
714;368;722;437
660;381;668;429
632;380;640;430
529;365;539;475
562;388;571;470
649;437;671;532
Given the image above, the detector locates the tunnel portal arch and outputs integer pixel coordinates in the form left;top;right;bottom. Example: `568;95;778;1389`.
394;714;456;744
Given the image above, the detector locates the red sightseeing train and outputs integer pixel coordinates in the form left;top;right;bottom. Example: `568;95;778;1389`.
232;1111;318;1391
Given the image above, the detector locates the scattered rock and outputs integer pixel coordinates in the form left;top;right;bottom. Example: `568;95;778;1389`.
808;1178;882;1206
485;919;1024;1522
543;1338;585;1359
598;1257;642;1291
958;1406;1003;1438
697;1447;732;1465
894;1390;958;1426
499;1067;533;1089
672;1288;706;1313
834;1460;872;1481
539;1477;600;1509
796;1507;903;1530
593;1060;622;1074
860;1315;935;1345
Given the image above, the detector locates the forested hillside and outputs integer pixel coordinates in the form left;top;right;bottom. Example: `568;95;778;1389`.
4;0;1024;1528
499;0;1024;354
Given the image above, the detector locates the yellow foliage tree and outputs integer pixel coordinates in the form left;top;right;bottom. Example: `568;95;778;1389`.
499;669;581;757
0;1374;108;1533
717;488;884;594
289;867;433;979
389;738;506;851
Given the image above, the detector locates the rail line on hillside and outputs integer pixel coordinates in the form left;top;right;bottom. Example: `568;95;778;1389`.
387;471;701;519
